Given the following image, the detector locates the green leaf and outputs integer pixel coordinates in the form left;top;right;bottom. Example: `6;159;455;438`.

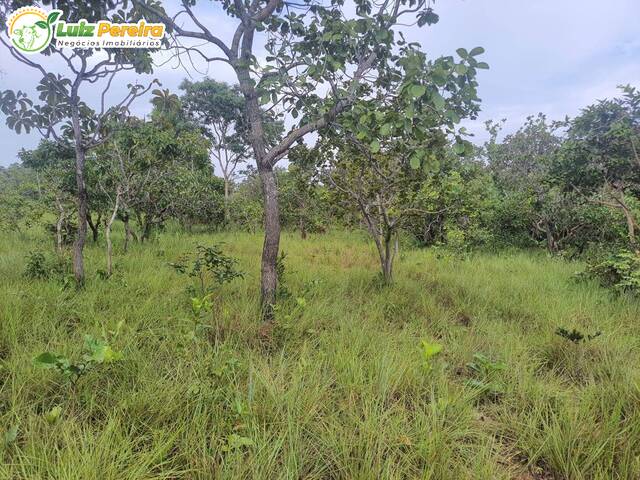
422;341;443;358
431;91;446;110
4;425;18;445
476;62;490;70
409;84;426;98
456;48;468;59
47;11;61;24
454;64;468;75
34;352;58;365
380;123;393;136
453;141;466;155
369;140;380;153
44;406;62;424
469;46;485;56
35;21;48;29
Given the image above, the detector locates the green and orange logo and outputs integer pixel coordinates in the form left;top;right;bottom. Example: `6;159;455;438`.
7;6;61;54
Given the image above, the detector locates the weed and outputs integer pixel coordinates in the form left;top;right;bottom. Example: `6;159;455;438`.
33;334;123;384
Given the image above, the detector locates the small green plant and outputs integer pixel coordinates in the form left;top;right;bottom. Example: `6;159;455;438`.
34;334;123;384
4;425;18;445
555;327;601;344
466;353;506;399
170;244;243;295
24;251;49;279
420;340;443;371
44;406;62;424
187;293;215;339
222;433;254;452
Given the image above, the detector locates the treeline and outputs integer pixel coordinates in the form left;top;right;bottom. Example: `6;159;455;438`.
1;82;639;291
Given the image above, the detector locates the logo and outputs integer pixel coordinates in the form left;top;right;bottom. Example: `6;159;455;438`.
6;6;165;54
7;6;60;53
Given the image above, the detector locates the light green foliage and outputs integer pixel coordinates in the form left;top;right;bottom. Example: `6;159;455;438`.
170;244;243;296
420;340;443;371
34;334;123;383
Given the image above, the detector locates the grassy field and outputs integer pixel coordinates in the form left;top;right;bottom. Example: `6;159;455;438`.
1;228;639;479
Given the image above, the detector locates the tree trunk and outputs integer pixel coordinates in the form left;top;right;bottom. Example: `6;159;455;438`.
55;196;64;254
105;191;121;277
87;212;100;243
299;216;307;240
122;213;137;252
223;177;230;224
382;230;395;284
237;58;279;321
71;94;88;286
258;165;280;319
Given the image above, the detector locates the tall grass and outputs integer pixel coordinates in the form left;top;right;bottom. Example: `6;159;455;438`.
0;227;639;479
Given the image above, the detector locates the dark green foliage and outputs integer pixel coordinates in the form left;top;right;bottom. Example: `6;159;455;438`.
555;327;602;344
24;251;48;280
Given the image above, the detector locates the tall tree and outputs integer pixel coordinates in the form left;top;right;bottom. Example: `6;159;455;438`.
133;0;475;319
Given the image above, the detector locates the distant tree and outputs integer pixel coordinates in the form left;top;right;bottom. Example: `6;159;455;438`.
0;1;157;284
556;86;640;249
485;114;592;253
280;144;329;239
18;140;76;251
180;79;247;218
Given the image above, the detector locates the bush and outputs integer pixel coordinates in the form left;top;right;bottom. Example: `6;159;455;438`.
582;249;640;295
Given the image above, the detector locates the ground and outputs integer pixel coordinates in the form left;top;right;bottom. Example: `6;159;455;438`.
0;229;639;479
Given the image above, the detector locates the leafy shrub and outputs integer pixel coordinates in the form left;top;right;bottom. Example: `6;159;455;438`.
170;244;243;295
582;249;640;294
24;251;49;279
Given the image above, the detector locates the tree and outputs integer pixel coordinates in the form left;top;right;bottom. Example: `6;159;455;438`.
556;86;640;249
95;97;212;243
484;114;590;254
280;144;329;239
321;45;484;282
180;79;247;218
18;140;77;251
0;0;157;285
132;0;481;319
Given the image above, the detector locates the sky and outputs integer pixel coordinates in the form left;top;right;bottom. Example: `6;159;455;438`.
0;0;639;167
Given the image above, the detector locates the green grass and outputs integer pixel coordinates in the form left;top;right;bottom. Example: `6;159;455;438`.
1;227;639;479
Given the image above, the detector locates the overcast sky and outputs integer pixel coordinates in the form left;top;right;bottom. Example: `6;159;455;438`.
0;0;639;167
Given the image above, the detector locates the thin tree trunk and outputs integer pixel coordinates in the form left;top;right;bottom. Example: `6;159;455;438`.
223;177;230;223
55;196;65;254
105;190;121;277
122;213;137;252
87;212;100;243
71;93;88;285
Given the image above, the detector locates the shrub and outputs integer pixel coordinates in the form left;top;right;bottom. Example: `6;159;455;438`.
582;249;640;295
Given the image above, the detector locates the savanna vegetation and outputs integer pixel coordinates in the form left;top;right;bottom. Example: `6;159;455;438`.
1;0;640;478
